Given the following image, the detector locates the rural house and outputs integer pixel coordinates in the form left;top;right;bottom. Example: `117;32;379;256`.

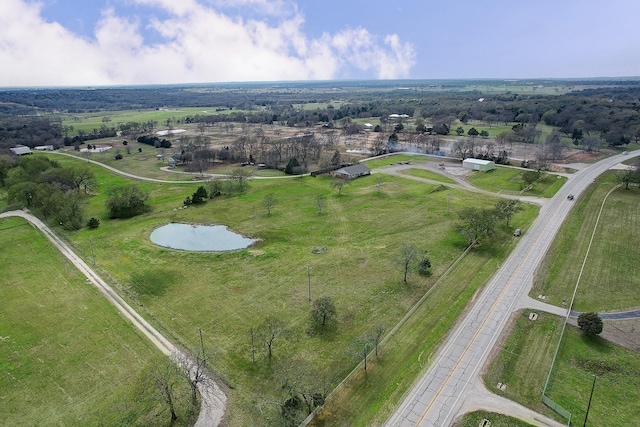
332;164;371;180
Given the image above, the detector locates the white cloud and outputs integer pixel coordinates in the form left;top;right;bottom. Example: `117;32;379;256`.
0;0;416;86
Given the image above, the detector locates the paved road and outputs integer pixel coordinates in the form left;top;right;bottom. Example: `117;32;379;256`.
386;150;640;427
0;210;226;427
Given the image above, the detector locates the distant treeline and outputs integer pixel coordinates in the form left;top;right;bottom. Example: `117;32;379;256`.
1;81;640;151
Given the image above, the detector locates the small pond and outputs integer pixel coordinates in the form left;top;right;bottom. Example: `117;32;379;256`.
150;223;255;252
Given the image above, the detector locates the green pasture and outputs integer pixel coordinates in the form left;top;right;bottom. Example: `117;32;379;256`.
56;107;255;135
363;154;433;169
451;120;561;141
485;312;640;426
0;217;194;426
32;154;538;425
311;205;538;426
399;168;458;184
49;149;287;183
453;411;535;427
532;172;640;311
466;166;567;197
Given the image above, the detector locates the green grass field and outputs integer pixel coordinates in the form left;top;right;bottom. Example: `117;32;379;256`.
0;217;194;426
363;154;432;169
399;168;458;184
532;172;640;311
485;311;640;426
52;148;287;182
466;166;567;197
309;211;538;426
451;120;560;141
56;107;256;135
21;153;539;425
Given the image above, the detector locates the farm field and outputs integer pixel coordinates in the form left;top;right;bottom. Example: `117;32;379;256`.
0;216;194;426
23;153;539;425
485;311;640;426
532;171;640;311
55;106;256;135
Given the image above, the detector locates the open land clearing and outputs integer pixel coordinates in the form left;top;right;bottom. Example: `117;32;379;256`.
0;216;195;426
6;151;540;426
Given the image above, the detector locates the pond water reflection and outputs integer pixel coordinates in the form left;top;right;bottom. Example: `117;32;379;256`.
150;223;254;251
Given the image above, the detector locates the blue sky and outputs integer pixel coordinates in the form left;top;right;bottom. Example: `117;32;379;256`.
1;0;639;86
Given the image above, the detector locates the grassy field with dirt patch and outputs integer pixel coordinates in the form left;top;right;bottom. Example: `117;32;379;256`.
0;217;194;426
27;152;539;425
399;167;458;184
466;166;567;197
532;171;640;311
485;311;640;426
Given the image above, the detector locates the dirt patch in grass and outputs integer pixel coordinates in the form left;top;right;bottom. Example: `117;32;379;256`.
600;319;640;353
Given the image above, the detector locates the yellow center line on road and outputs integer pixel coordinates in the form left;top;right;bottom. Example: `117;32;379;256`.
414;191;569;426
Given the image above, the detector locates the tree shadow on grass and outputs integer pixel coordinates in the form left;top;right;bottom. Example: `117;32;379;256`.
129;268;182;297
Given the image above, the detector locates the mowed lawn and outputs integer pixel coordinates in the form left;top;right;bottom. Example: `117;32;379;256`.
399;168;458;184
466;166;567;197
45;154;538;425
486;312;640;426
532;172;640;311
0;217;178;426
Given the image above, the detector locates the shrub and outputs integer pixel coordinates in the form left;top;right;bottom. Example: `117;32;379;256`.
284;157;301;175
87;217;100;229
105;185;150;219
418;257;432;275
578;312;603;336
191;186;208;204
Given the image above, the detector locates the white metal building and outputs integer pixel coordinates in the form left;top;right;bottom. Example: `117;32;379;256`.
462;158;496;172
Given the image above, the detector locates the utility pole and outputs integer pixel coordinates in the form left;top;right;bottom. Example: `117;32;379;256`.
305;264;312;302
447;190;451;214
583;375;597;427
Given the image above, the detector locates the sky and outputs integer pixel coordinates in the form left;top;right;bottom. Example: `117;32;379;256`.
1;0;639;87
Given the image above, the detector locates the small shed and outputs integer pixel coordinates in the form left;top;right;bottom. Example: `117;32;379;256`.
462;158;495;172
332;164;371;180
10;145;32;156
34;145;54;151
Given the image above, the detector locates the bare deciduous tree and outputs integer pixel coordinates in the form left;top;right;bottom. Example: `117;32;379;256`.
398;243;419;284
315;195;325;214
263;193;274;215
257;316;287;362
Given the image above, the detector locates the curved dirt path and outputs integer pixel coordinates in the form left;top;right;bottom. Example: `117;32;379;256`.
49;151;302;182
0;210;226;426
